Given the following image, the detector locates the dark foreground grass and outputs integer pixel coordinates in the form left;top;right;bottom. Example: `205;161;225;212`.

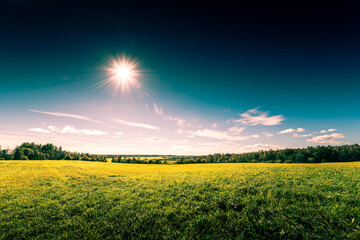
0;161;359;239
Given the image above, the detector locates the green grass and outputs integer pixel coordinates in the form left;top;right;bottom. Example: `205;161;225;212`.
1;161;360;239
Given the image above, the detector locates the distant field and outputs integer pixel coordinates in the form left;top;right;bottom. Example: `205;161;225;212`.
137;156;166;160
1;161;360;239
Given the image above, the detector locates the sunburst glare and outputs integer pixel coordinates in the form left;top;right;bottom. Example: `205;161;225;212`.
99;55;145;97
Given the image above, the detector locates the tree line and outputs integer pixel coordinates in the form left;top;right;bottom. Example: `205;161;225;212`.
0;142;106;161
0;142;165;163
175;144;360;164
0;142;359;164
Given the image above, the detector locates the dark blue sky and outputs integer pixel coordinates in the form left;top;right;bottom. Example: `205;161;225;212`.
0;0;359;154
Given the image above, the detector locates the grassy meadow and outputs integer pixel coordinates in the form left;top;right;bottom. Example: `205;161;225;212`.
1;161;360;239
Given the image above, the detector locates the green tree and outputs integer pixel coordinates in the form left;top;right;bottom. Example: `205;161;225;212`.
13;148;23;160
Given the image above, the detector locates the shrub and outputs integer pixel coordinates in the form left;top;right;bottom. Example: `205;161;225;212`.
308;157;316;163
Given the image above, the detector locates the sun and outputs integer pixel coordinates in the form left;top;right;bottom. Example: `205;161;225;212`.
114;65;131;80
101;55;143;95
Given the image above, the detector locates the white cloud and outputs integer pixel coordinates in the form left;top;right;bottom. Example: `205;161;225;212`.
48;125;59;131
211;123;218;128
115;132;123;135
307;133;346;144
28;128;50;133
243;144;284;151
278;128;305;134
263;132;274;137
80;129;108;136
227;125;245;134
57;125;107;135
297;134;313;138
318;128;339;133
165;115;187;127
191;129;236;140
189;129;257;141
231;108;284;126
112;118;159;130
153;103;163;116
59;125;80;134
28;109;105;125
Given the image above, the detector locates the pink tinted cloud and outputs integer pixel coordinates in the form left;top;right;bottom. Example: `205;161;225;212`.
307;133;346;144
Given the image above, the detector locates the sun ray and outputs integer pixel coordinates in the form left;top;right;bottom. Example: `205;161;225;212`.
99;54;145;97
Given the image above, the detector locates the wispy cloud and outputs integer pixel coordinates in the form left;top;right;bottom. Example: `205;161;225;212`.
227;125;245;134
153;103;164;116
243;143;284;151
230;108;284;126
245;143;284;151
191;129;236;140
144;137;166;142
80;129;108;136
153;102;188;127
28;128;50;133
30;125;107;136
307;133;346;144
56;125;108;135
263;132;274;137
293;133;313;138
166;115;187;127
189;129;258;141
278;128;305;134
112;118;159;130
48;125;59;131
317;129;337;134
28;109;105;125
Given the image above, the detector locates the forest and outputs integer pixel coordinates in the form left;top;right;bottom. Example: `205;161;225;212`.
178;144;360;164
1;142;359;164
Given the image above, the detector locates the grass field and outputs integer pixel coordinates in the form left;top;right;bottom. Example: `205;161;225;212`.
1;161;360;239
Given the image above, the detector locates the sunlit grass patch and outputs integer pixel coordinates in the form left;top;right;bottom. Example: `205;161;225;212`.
1;161;360;239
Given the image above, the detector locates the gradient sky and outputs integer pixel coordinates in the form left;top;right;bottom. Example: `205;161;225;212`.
1;0;359;154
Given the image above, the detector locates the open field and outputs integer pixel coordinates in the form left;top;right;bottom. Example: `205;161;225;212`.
1;161;360;239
